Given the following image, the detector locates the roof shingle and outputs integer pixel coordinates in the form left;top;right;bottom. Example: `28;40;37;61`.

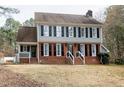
35;12;102;25
16;26;37;42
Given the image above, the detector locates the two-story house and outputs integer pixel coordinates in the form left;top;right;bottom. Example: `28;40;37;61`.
16;10;109;64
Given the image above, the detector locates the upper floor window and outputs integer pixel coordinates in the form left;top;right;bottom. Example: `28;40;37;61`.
69;27;73;37
49;26;52;37
81;28;85;38
73;27;76;37
56;26;61;37
44;25;49;36
92;28;97;38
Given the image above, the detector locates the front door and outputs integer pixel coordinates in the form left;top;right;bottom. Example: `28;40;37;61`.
67;44;73;54
31;46;37;57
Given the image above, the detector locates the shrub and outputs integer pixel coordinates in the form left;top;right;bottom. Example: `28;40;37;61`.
115;58;124;65
97;53;109;64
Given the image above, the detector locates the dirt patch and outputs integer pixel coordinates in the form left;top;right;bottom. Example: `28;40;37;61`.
0;65;46;87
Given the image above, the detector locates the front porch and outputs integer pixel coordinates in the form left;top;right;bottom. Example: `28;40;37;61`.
17;43;102;64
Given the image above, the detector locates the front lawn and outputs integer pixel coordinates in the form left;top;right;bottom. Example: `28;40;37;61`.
5;64;124;87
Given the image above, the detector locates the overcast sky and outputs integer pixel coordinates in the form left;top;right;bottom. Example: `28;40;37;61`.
0;5;108;26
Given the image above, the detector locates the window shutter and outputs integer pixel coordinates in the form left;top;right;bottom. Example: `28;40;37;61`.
66;27;69;37
41;44;43;56
85;28;88;38
74;27;76;37
41;25;44;36
49;26;52;36
90;27;92;38
61;44;64;56
54;26;56;36
49;44;52;56
61;26;64;37
78;27;81;37
97;28;100;38
54;44;56;56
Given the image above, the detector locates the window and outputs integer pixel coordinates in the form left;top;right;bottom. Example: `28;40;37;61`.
92;28;97;38
81;28;85;38
49;26;52;36
69;27;73;37
23;45;27;52
73;27;76;37
20;45;23;52
20;45;30;52
91;44;96;56
80;44;85;56
90;27;92;38
44;25;49;36
56;26;61;37
78;27;81;37
66;27;69;37
61;26;64;37
43;43;49;56
54;26;56;36
41;25;44;36
85;28;88;38
97;28;100;38
56;43;61;56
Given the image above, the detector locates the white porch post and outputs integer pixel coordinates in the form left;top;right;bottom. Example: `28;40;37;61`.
37;43;40;63
17;44;20;63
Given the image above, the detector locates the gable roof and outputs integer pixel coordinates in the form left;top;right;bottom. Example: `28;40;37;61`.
16;26;37;42
35;12;102;25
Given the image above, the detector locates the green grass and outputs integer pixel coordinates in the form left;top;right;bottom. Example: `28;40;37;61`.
6;64;124;87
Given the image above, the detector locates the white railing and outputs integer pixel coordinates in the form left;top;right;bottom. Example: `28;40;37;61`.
66;51;74;65
18;52;31;63
76;51;85;64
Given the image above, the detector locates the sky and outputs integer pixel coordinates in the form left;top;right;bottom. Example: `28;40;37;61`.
0;5;108;26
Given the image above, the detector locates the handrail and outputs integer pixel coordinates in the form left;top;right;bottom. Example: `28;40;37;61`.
76;51;85;64
66;51;74;65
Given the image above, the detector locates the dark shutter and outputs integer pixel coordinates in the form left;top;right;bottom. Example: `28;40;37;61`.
66;27;69;37
54;44;56;56
90;27;92;38
78;27;81;37
96;44;99;55
49;26;52;36
85;44;88;56
54;26;56;36
97;28;100;38
61;26;64;37
74;27;76;37
41;44;43;56
61;44;64;56
78;44;80;51
86;28;88;38
41;25;44;36
89;44;92;56
49;44;52;56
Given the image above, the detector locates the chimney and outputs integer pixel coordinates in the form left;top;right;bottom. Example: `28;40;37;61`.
86;10;93;17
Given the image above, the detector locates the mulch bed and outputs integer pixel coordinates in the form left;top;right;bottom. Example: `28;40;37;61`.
0;65;46;87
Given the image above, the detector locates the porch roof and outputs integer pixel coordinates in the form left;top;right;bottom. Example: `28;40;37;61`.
16;26;37;42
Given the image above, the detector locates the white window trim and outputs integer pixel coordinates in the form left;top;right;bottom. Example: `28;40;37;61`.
91;44;96;56
44;25;49;36
56;43;62;56
43;43;49;56
68;27;73;37
92;27;97;38
56;26;61;37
